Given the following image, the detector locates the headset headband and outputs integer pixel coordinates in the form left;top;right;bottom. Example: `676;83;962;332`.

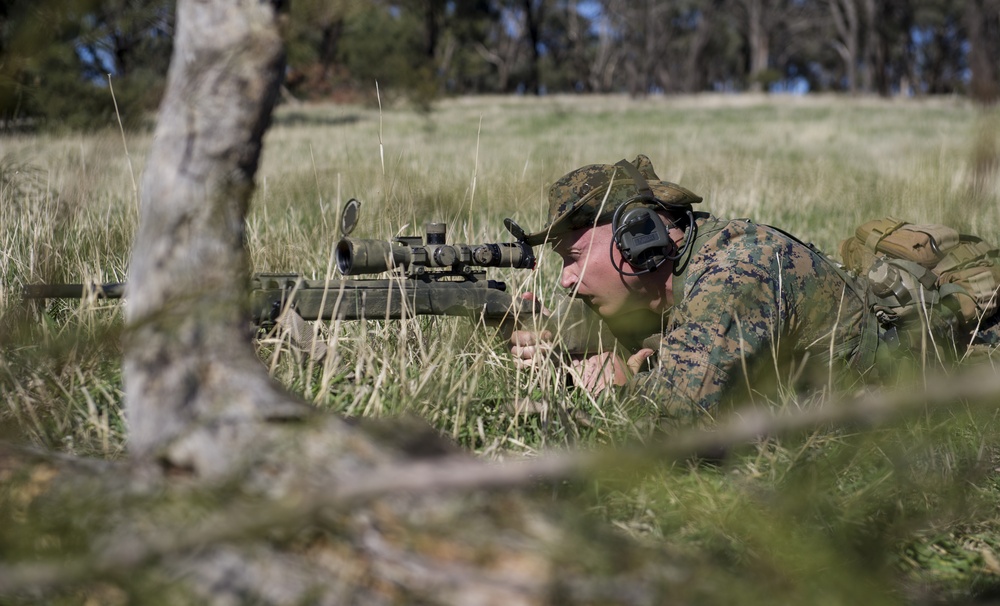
614;159;654;201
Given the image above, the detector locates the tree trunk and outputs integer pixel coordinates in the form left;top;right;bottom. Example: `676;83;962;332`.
872;8;892;97
680;2;716;93
860;0;876;93
318;18;345;84
967;0;1000;105
744;0;770;92
589;0;622;92
123;0;310;470
522;0;544;94
829;0;859;93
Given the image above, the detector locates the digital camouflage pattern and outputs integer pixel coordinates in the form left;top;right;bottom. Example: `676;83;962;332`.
532;156;1000;422
522;154;703;246
627;215;876;423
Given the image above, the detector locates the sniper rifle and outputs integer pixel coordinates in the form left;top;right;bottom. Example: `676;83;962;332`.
22;200;620;356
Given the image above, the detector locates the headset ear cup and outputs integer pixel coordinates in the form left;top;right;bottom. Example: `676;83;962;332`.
612;205;675;272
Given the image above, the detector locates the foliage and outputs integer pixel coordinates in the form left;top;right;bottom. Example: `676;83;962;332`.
0;0;172;131
3;0;1000;131
336;3;438;109
2;95;1000;601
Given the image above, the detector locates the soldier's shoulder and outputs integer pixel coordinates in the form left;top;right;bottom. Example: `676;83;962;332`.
694;217;782;256
684;217;829;287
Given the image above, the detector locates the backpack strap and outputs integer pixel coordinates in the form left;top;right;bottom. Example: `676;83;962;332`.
864;218;908;251
934;239;994;274
888;258;939;292
760;221;882;371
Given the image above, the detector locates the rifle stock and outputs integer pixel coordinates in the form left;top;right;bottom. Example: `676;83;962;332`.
249;272;523;324
250;273;621;356
23;274;619;356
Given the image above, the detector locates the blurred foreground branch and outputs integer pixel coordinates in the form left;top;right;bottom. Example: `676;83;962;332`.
3;363;999;597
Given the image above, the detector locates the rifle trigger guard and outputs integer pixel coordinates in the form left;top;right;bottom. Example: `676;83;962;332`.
268;299;284;324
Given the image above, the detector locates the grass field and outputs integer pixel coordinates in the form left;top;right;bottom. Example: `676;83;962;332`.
3;93;1000;603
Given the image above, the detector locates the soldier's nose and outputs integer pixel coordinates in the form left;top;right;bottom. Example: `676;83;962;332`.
559;267;577;290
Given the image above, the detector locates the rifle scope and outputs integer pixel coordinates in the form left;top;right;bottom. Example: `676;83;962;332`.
336;222;535;275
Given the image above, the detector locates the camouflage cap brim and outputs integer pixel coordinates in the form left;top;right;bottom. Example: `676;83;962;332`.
522;155;702;246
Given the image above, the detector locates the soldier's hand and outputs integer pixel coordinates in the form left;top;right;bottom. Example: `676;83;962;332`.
508;292;554;369
570;348;655;393
627;348;656;375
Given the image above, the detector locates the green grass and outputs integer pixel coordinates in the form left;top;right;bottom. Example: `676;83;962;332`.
2;93;1000;602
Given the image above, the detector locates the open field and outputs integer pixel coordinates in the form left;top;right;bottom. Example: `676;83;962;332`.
2;93;1000;602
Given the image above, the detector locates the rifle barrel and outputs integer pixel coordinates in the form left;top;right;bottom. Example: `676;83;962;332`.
22;283;125;300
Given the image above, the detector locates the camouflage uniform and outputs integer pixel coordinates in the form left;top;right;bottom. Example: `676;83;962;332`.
520;155;876;420
626;214;874;422
521;155;998;421
976;313;1000;345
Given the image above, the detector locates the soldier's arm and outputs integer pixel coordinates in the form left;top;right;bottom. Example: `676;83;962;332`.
626;228;786;422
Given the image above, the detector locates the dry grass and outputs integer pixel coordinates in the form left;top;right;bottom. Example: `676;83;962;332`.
2;93;1000;601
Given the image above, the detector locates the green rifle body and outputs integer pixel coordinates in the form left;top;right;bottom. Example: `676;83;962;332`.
20;273;519;323
22;274;619;356
248;272;525;324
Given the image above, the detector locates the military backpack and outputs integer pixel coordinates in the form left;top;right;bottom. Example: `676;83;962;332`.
839;217;1000;338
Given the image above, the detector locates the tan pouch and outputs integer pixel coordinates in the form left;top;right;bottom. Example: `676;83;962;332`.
853;217;960;269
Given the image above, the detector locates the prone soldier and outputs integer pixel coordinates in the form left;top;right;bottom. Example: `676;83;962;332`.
508;154;880;424
509;155;1000;424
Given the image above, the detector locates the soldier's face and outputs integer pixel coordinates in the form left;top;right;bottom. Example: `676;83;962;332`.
552;223;668;317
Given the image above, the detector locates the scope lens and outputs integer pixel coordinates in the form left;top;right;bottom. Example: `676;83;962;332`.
335;239;353;274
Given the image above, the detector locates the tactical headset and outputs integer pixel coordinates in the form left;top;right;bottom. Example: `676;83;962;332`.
609;159;697;277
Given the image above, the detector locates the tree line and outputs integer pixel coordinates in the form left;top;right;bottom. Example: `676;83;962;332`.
1;0;998;129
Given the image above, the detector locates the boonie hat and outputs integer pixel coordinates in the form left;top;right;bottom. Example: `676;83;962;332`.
521;154;702;246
